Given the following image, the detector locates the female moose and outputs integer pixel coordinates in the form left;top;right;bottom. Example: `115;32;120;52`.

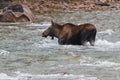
42;21;97;46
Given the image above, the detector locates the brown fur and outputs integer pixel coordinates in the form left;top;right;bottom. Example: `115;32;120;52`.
42;21;97;46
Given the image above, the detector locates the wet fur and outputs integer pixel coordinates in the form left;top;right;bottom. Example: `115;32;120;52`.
42;22;97;46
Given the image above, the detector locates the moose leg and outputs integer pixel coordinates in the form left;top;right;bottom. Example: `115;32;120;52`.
89;29;96;46
81;40;87;46
58;37;67;45
79;30;88;46
89;40;95;46
58;34;68;45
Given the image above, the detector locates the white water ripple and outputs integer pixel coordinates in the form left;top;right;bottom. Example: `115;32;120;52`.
95;39;120;51
79;60;120;68
26;22;51;27
99;29;114;35
0;50;10;56
0;72;99;80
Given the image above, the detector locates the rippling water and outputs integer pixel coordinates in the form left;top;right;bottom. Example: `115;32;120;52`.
0;10;120;80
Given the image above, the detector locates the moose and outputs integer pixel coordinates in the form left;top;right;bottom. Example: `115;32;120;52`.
42;21;97;46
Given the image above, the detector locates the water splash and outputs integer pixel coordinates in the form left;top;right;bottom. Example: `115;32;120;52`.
95;39;120;51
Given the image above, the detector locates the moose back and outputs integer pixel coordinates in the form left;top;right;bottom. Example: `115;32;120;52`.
42;21;97;46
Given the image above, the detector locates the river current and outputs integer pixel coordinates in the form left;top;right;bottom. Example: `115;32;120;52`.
0;9;120;80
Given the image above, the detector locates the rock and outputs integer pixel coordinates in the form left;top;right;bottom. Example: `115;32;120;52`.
0;0;12;9
0;3;35;22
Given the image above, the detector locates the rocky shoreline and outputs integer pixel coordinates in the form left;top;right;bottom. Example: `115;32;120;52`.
0;0;120;14
21;0;120;14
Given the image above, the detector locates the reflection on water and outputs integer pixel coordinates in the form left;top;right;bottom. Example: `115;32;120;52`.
0;10;120;80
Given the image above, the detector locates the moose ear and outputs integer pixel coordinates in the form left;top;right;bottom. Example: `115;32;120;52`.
51;20;57;27
51;20;60;28
51;20;55;26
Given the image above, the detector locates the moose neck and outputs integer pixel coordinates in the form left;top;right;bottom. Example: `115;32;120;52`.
52;24;63;38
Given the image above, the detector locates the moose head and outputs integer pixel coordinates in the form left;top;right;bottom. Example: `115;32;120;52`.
42;21;62;40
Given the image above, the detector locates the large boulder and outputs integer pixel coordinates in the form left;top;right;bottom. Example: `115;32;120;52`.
0;3;35;22
0;0;12;9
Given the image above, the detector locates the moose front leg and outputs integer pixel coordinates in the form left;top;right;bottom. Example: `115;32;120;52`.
58;37;67;45
58;33;69;45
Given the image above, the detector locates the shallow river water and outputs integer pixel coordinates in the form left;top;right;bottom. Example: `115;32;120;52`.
0;9;120;80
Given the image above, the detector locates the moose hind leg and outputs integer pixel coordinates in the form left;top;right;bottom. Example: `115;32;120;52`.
79;30;88;46
81;40;87;46
89;40;95;46
89;29;96;46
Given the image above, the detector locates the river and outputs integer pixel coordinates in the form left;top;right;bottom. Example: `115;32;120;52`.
0;9;120;80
